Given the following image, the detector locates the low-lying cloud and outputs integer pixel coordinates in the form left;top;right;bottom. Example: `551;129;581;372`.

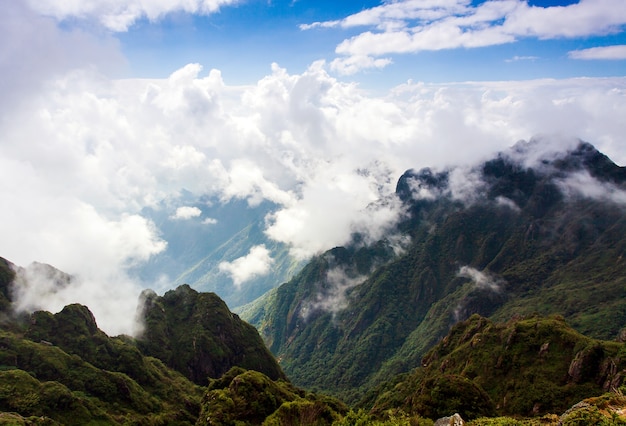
171;206;202;220
458;266;504;292
12;262;146;337
218;245;274;288
300;267;367;320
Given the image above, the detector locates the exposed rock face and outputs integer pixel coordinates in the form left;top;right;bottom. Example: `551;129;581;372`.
434;413;464;426
137;284;285;385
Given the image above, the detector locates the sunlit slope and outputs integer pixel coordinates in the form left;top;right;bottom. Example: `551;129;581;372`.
242;140;626;404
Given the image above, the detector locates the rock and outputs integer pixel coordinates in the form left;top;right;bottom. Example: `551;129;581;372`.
434;413;464;426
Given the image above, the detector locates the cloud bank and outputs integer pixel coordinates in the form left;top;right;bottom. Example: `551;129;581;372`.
1;63;625;333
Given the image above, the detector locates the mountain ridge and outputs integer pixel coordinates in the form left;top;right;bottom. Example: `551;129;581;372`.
241;139;626;404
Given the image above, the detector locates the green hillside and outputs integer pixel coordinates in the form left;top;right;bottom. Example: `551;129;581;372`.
241;140;626;404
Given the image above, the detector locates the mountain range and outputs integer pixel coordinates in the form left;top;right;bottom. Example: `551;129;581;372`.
1;138;626;424
239;138;626;405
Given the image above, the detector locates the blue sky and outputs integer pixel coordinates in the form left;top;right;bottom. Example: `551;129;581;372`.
108;0;626;85
1;0;626;334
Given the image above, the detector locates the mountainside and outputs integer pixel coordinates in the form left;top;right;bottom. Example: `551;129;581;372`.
137;284;285;385
371;314;626;420
241;139;626;404
2;254;626;424
135;197;302;308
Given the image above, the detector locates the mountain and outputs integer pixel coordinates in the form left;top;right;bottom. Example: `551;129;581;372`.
134;197;302;308
136;284;285;385
2;255;626;424
241;139;626;404
371;314;626;420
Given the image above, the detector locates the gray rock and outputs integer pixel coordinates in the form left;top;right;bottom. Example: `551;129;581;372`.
434;413;464;426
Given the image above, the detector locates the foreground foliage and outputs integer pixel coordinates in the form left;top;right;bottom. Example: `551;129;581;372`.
372;314;626;420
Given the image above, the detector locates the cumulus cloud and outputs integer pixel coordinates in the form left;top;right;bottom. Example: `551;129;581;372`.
302;0;626;73
25;0;240;31
458;266;503;292
218;245;274;287
569;45;626;60
2;18;626;333
171;206;202;220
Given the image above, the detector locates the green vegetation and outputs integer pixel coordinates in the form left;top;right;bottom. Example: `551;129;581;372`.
137;284;285;385
2;142;626;424
241;142;626;406
197;367;347;425
371;314;626;420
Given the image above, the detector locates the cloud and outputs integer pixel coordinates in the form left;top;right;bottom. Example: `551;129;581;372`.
171;206;202;220
330;55;393;76
569;45;626;60
505;55;539;63
556;170;626;205
0;2;124;115
12;261;146;337
303;0;626;73
458;266;503;292
300;267;366;320
1;53;625;333
218;245;274;287
25;0;240;31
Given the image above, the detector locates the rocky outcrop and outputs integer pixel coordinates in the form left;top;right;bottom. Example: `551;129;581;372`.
434;413;464;426
137;284;285;385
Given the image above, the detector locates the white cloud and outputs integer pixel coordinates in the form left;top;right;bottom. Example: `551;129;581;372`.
330;55;393;76
569;45;626;60
557;171;626;205
1;51;626;334
25;0;240;31
300;267;366;320
171;206;202;220
458;266;503;292
303;0;626;74
218;245;274;287
505;55;539;63
12;262;147;337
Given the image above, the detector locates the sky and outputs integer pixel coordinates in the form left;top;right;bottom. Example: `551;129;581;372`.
1;0;626;335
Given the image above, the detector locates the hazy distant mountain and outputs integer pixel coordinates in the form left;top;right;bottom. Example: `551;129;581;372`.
134;196;302;308
241;139;626;404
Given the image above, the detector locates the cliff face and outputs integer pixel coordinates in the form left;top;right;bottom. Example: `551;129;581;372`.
137;284;285;385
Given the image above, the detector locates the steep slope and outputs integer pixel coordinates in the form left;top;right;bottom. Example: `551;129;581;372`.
242;139;626;404
135;197;302;308
372;314;626;420
137;284;285;385
0;306;203;424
